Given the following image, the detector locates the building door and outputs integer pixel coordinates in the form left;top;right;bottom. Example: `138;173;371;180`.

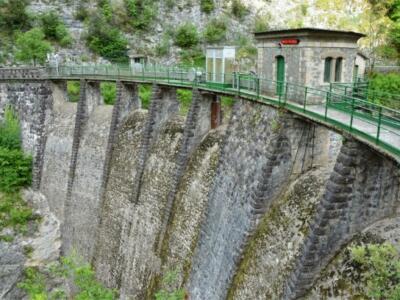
276;56;285;95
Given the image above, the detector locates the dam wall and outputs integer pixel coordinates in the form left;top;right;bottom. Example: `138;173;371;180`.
0;78;399;300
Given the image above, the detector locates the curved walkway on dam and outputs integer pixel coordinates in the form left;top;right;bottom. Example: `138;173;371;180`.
2;65;400;162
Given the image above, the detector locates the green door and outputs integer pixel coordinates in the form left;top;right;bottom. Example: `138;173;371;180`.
276;56;285;95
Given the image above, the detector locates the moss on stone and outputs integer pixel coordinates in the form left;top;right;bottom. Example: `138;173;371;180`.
227;172;326;299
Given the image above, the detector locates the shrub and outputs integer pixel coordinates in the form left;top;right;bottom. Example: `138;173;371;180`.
231;0;248;19
124;0;157;30
101;82;116;105
75;4;90;21
368;72;400;109
155;270;186;300
67;81;80;102
139;84;152;109
86;14;128;63
0;0;32;32
174;23;199;49
203;18;227;44
349;243;400;299
40;11;72;46
0;148;32;192
179;48;205;67
0;106;21;150
18;254;117;299
200;0;214;14
177;89;192;115
254;13;270;32
15;28;53;66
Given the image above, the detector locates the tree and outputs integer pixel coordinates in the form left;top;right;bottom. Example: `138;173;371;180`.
86;14;128;63
174;23;199;48
15;28;52;66
0;0;31;32
40;11;72;46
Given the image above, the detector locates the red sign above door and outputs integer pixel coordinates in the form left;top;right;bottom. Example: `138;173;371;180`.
280;39;300;45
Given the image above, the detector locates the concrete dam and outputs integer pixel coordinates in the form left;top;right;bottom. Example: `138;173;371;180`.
1;28;400;299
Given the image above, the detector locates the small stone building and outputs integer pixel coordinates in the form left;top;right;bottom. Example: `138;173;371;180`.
254;28;365;91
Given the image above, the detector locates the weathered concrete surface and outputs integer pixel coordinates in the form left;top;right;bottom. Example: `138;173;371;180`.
158;126;225;292
227;169;331;300
63;104;113;260
40;83;76;221
307;217;400;299
119;117;185;299
93;110;148;288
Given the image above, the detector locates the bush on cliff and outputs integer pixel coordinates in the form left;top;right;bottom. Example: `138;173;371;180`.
0;106;32;192
0;106;34;241
39;11;73;47
349;243;400;299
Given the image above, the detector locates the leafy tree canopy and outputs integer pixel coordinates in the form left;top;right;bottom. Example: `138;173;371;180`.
15;28;52;66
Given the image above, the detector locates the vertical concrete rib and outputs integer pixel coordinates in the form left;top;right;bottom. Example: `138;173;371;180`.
156;88;206;252
32;82;52;190
130;83;163;204
97;81;124;209
63;79;87;254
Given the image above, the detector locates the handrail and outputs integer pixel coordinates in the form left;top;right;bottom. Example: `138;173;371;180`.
2;64;400;161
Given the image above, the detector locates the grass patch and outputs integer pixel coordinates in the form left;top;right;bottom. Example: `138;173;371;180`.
18;254;118;299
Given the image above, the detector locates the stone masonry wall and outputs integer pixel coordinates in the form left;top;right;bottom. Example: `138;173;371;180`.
187;99;326;300
283;138;400;299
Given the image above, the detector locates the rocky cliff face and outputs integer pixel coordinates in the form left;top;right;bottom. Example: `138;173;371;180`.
0;190;61;300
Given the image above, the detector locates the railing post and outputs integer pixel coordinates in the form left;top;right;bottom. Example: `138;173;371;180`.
238;75;241;96
349;97;355;131
376;106;383;144
324;91;330;120
284;83;288;105
303;87;308;112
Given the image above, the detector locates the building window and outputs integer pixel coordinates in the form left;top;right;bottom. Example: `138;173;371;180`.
335;57;343;82
324;57;333;83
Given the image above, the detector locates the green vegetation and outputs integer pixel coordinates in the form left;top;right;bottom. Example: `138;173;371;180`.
0;106;34;241
67;81;81;103
367;73;400;109
39;11;72;47
254;13;270;32
18;254;117;299
174;23;199;49
15;28;52;66
101;82;117;105
203;18;227;44
231;0;248;19
86;14;128;63
349;243;400;299
155;270;186;300
124;0;157;31
200;0;215;14
177;89;192;115
139;84;152;109
179;48;205;68
0;0;32;32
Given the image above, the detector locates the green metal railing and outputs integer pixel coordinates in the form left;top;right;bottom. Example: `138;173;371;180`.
45;64;400;160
